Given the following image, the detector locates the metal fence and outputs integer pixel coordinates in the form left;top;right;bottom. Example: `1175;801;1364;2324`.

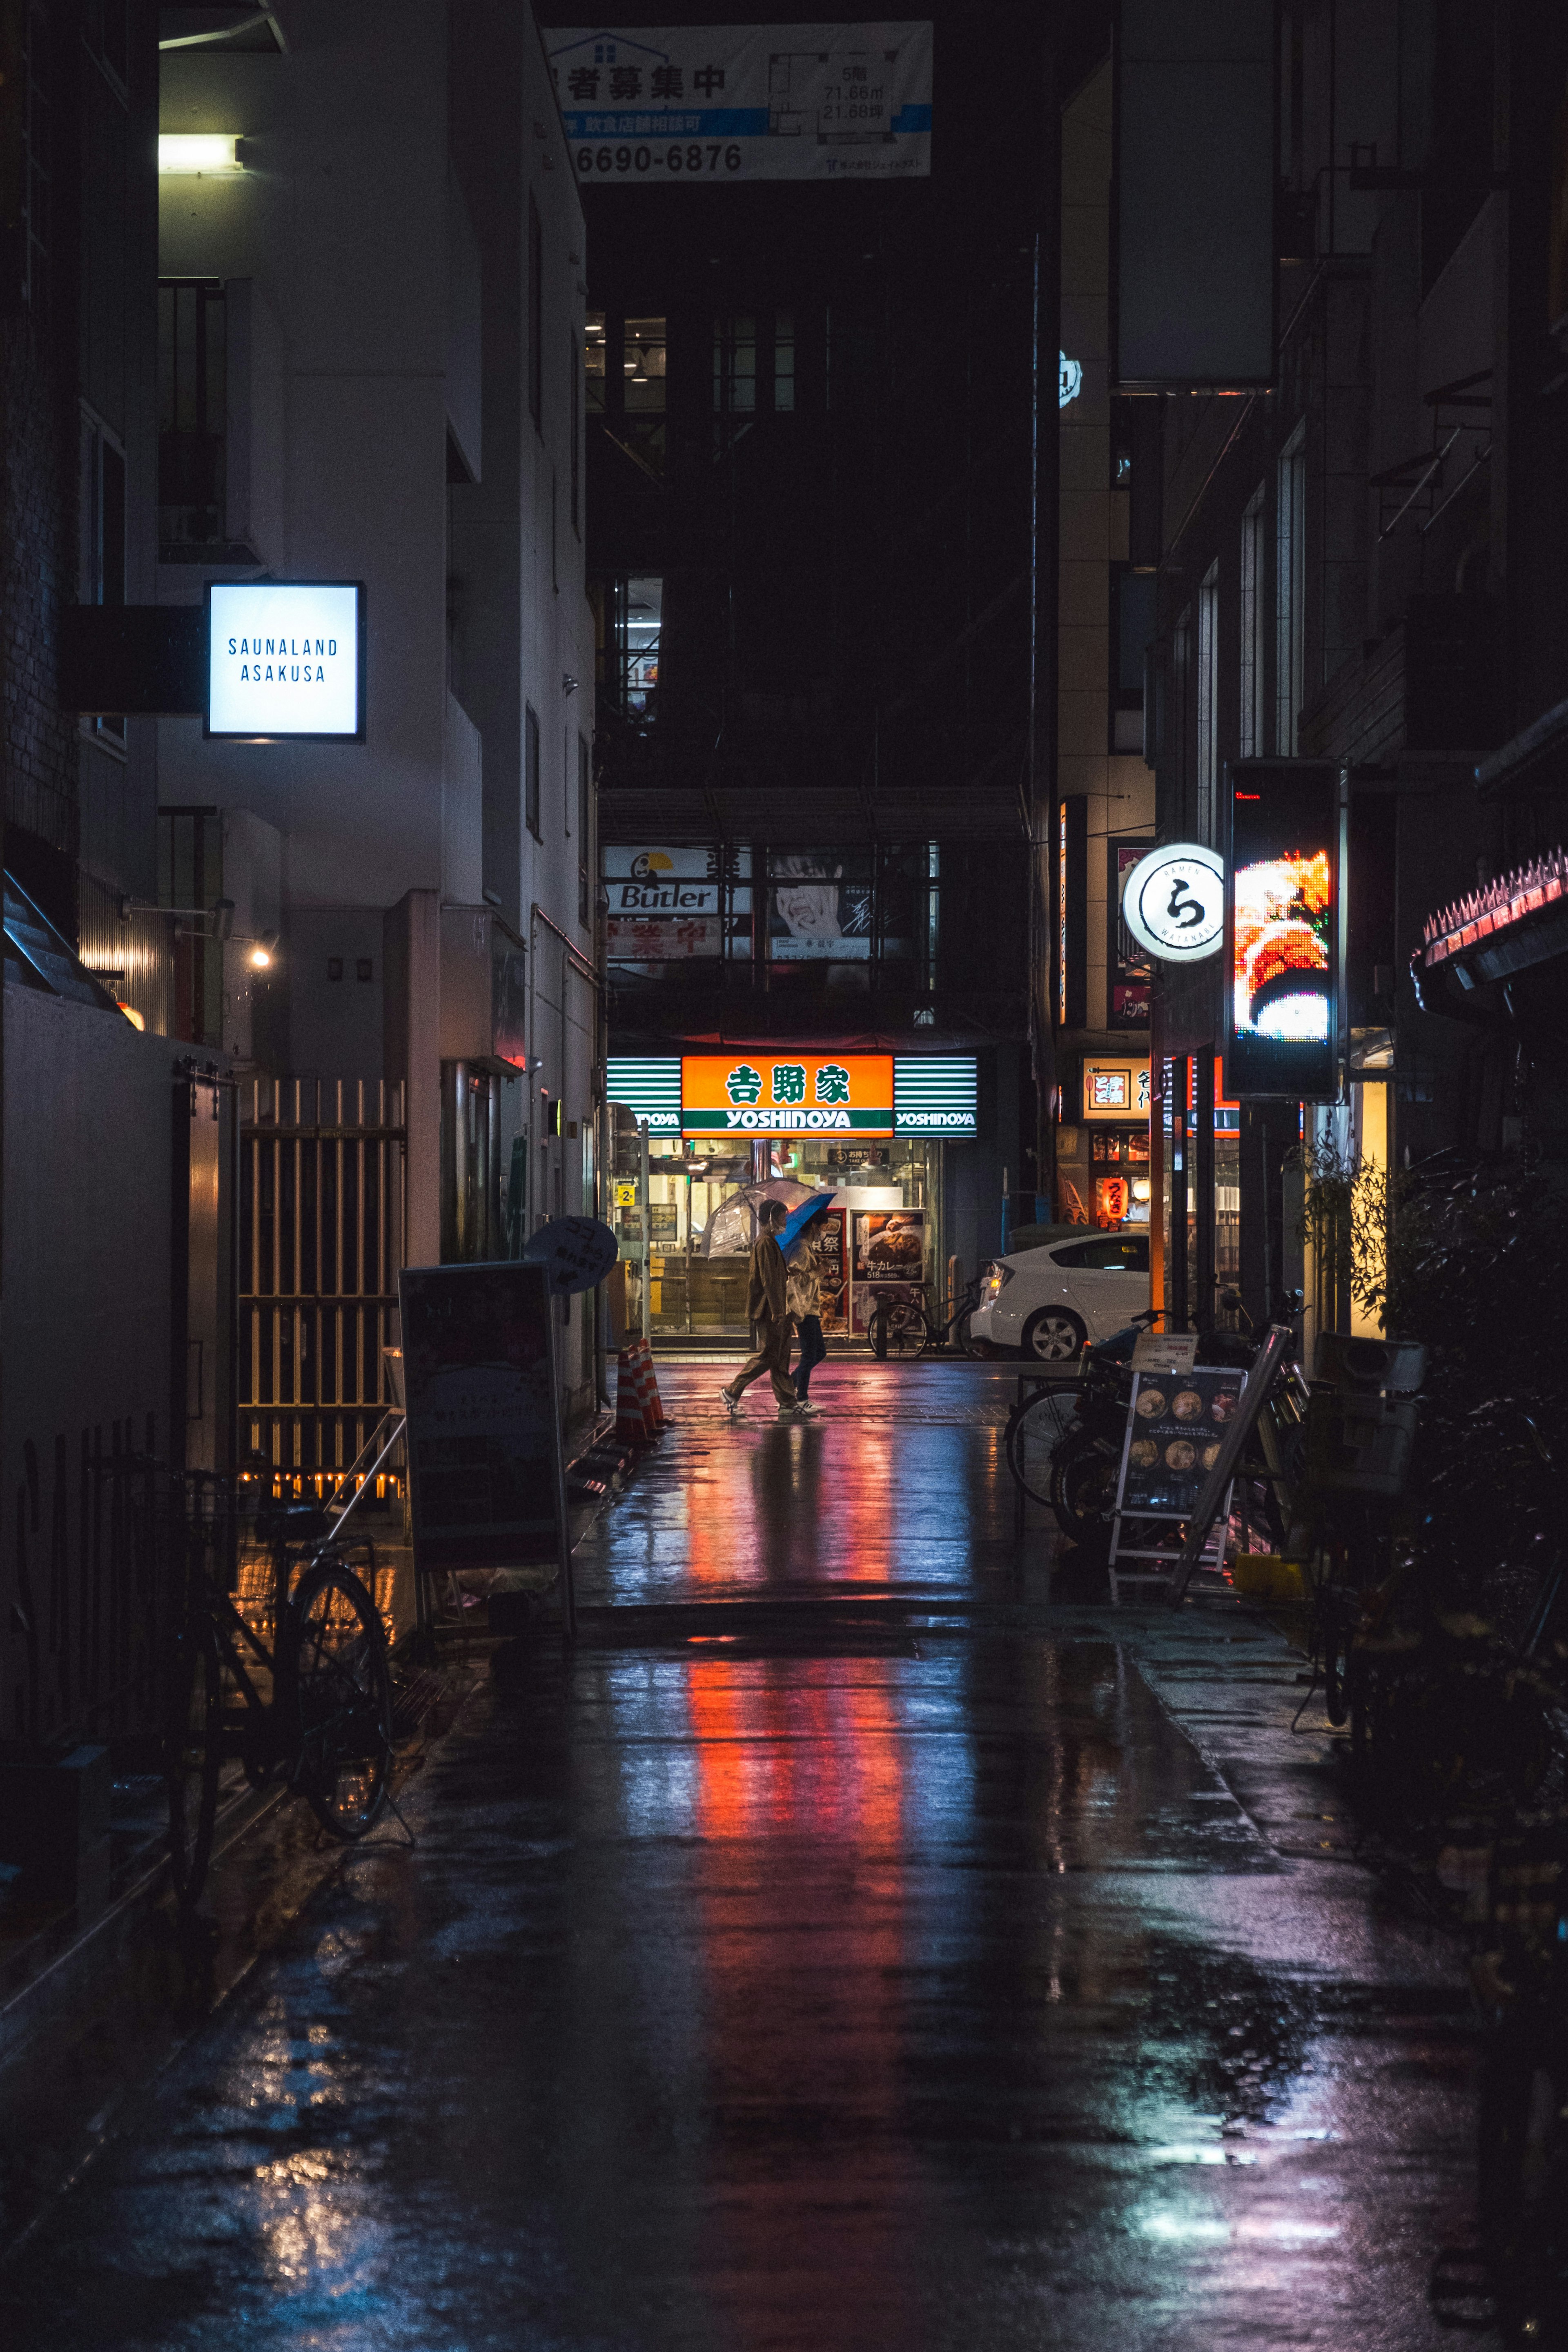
240;1079;405;1487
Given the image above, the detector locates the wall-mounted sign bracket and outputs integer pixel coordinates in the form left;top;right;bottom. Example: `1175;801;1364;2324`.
60;606;207;715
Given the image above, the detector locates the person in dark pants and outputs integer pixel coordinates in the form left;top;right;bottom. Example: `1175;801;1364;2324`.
786;1242;825;1414
722;1199;800;1418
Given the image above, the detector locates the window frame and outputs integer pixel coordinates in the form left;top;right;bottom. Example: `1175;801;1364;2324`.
1275;423;1305;755
525;702;541;840
1238;482;1266;760
570;324;581;533
1050;1235;1149;1272
577;735;591;927
1196;559;1219;846
527;192;543;435
80;404;127;747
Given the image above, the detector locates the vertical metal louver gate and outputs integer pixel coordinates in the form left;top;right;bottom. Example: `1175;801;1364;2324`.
239;1080;406;1484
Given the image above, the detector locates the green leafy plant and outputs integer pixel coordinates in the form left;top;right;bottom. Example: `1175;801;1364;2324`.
1293;1135;1399;1323
1383;1156;1568;1615
1293;1143;1563;1615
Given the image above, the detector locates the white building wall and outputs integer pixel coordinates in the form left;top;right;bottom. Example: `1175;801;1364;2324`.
156;0;599;1407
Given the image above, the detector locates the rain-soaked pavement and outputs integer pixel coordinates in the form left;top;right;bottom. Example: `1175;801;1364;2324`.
0;1359;1486;2349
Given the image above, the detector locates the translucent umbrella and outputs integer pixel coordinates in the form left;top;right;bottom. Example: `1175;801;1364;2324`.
702;1178;815;1258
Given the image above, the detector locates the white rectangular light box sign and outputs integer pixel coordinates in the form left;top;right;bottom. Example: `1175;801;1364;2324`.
206;581;366;741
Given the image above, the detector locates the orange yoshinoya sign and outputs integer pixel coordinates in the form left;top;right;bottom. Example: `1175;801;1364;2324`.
681;1054;894;1136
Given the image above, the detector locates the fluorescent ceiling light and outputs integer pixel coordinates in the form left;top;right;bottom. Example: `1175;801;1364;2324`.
158;135;243;175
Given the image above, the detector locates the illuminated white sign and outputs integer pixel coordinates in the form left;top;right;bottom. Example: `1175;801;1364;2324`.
158;135;242;175
207;582;364;740
1058;352;1082;406
1121;843;1225;961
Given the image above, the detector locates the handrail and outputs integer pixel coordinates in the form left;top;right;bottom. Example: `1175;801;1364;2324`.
531;899;599;986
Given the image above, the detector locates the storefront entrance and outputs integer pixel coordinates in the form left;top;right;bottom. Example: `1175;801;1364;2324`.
606;1049;982;1343
629;1133;940;1339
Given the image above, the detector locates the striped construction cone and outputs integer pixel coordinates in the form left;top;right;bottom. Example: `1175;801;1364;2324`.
637;1335;667;1431
615;1344;651;1445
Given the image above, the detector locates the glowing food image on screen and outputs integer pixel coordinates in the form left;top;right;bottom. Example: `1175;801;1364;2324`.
1231;850;1332;1042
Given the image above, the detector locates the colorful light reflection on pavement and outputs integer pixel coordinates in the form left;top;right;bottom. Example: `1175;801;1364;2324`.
0;1361;1480;2350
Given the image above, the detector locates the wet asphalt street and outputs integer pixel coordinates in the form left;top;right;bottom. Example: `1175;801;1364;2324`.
0;1359;1484;2349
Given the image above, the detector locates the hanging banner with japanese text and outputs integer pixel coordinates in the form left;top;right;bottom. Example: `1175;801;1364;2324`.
682;1053;895;1134
542;22;933;184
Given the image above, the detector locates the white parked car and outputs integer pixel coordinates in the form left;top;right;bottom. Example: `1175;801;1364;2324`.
969;1231;1151;1361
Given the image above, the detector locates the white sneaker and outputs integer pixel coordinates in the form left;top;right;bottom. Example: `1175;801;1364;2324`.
720;1385;744;1418
793;1399;820;1416
776;1401;802;1419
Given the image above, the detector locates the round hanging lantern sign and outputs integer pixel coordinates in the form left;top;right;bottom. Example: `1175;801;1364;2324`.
1121;843;1226;962
522;1216;619;1297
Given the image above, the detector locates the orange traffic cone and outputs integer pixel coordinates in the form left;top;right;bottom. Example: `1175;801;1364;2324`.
637;1336;667;1431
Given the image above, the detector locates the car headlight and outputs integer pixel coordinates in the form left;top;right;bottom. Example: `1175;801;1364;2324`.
981;1262;1013;1302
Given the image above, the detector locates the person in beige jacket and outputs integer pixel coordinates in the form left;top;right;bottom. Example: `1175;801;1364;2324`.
720;1199;804;1418
785;1242;826;1407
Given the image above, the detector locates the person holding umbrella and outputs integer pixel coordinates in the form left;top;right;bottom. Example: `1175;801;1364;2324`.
785;1238;826;1414
721;1198;802;1419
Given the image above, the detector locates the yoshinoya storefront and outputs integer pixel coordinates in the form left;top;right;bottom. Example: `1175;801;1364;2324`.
606;1050;982;1341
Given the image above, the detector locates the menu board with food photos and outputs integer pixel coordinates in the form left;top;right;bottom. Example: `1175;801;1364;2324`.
853;1209;927;1281
1118;1368;1246;1521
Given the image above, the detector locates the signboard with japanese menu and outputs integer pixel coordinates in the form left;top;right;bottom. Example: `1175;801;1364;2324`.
805;1206;849;1333
682;1052;894;1135
398;1263;572;1613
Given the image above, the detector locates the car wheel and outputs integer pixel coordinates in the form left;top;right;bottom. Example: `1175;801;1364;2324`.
1021;1307;1084;1363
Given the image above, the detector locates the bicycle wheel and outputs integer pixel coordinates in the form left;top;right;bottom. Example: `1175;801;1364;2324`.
1317;1588;1354;1728
166;1619;222;1906
1004;1383;1081;1508
282;1561;394;1839
870;1305;929;1361
1049;1432;1120;1542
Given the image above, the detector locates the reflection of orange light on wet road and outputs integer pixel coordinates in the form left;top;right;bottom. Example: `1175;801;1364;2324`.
685;1658;905;1844
683;1474;728;1588
680;1412;912;1594
841;1423;898;1581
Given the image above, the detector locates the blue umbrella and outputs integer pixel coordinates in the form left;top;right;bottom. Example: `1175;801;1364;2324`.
777;1190;837;1254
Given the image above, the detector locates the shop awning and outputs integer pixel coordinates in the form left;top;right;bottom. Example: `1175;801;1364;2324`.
1420;845;1568;985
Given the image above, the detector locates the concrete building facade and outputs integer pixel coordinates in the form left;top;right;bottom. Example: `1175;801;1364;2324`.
155;0;599;1428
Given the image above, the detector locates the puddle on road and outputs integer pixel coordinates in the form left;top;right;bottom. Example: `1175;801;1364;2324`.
0;1629;1474;2352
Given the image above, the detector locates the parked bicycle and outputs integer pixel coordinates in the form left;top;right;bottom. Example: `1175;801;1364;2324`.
166;1468;394;1907
1004;1291;1312;1561
866;1273;987;1361
1003;1312;1159;1537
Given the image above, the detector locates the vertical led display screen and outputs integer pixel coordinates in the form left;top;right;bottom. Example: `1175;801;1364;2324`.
1226;761;1340;1099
